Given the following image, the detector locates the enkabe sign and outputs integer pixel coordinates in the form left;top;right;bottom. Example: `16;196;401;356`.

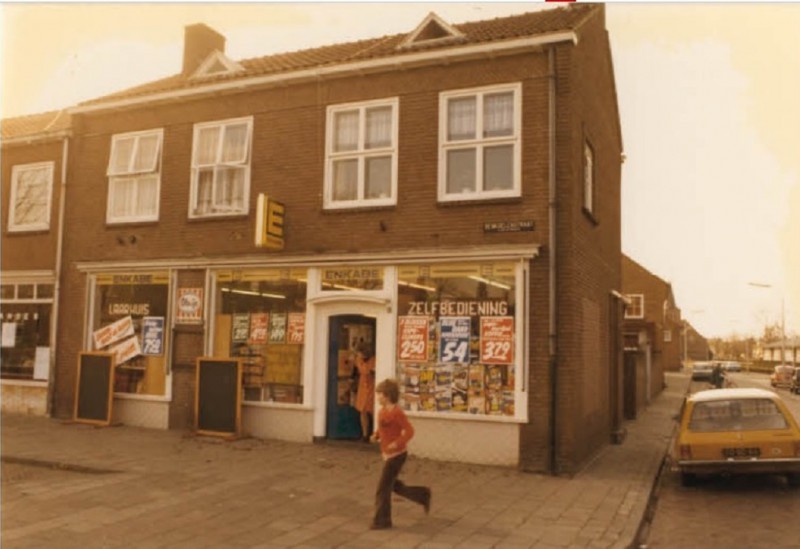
255;194;285;250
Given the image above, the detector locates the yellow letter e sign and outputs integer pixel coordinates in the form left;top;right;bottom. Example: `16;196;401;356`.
255;194;285;250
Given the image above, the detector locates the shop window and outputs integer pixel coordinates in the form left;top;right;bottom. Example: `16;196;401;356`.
7;162;54;232
439;84;521;202
0;285;14;300
1;305;51;380
396;262;517;416
17;284;34;299
91;273;170;395
36;284;55;299
214;269;307;404
324;98;398;209
106;129;163;223
189;117;252;218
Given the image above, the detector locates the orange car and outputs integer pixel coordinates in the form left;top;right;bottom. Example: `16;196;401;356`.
672;388;800;487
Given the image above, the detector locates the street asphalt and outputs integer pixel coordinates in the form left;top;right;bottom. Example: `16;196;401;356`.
1;371;691;548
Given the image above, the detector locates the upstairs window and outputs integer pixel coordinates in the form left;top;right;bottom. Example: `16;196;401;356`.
324;98;398;209
583;140;595;215
439;83;521;202
625;294;644;319
8;162;54;232
190;117;252;218
107;130;162;223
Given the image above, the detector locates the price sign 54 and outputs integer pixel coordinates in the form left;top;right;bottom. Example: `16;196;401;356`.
439;317;471;363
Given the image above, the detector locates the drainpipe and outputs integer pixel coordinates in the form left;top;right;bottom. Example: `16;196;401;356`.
47;136;69;416
547;46;559;475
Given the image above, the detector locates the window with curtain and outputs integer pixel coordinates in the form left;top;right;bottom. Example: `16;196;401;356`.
8;162;54;232
439;84;521;201
106;130;163;223
190;117;252;217
325;98;398;209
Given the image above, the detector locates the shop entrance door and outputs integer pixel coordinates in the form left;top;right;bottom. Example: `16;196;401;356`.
326;314;376;440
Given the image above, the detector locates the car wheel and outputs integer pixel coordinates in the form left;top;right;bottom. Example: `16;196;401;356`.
788;473;800;488
680;472;697;487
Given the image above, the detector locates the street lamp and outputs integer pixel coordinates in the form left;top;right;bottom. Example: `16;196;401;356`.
748;282;786;364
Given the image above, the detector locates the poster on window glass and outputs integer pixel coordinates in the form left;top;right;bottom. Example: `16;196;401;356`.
438;317;470;363
268;313;287;344
480;316;514;364
287;313;305;344
249;313;268;344
93;315;134;350
231;314;250;343
141;317;165;356
176;288;204;324
397;316;429;362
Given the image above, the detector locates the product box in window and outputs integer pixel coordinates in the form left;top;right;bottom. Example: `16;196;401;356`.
485;389;503;415
271;384;301;404
467;392;486;415
502;390;515;416
419;392;437;412
418;365;435;394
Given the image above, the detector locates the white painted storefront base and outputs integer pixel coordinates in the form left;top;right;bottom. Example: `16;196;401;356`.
1;381;48;416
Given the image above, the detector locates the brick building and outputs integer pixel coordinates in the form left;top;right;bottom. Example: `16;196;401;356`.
17;5;623;473
1;111;71;415
621;255;683;416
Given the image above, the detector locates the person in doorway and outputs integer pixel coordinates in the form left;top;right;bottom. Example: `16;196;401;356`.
354;344;376;442
369;378;431;530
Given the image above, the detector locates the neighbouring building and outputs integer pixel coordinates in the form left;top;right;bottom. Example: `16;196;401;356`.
621;255;681;416
1;110;71;416
762;337;799;364
30;5;623;473
683;321;710;362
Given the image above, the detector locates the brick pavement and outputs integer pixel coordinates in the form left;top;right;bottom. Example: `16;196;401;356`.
1;372;690;549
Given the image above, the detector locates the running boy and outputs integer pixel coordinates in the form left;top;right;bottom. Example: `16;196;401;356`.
369;378;431;529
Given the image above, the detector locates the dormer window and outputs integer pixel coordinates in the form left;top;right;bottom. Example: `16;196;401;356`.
398;12;465;50
190;50;244;80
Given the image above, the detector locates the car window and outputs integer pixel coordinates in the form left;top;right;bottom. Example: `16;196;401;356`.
689;399;789;432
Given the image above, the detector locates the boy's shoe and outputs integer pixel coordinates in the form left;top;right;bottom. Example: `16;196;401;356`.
370;523;392;530
423;488;432;515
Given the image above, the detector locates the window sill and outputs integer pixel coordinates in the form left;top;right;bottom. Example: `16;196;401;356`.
187;213;249;222
438;195;523;207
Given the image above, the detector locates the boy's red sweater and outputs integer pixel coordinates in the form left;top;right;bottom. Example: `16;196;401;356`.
375;404;414;459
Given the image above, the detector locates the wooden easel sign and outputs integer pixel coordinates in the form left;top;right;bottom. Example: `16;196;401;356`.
195;357;242;438
74;352;115;426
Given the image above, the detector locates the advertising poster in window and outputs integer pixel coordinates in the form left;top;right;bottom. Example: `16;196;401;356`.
480;316;514;364
287;313;305;344
398;316;429;362
249;313;268;344
93;315;135;350
108;336;141;365
176;288;204;324
438;317;470;363
231;313;250;343
268;313;287;344
141;317;165;356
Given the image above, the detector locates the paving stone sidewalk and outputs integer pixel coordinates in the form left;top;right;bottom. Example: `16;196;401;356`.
1;372;690;549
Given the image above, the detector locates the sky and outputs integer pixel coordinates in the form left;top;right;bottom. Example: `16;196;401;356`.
1;2;798;340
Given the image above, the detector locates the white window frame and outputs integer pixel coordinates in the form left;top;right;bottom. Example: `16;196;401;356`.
324;98;399;210
189;116;253;218
7;162;54;232
583;140;594;214
438;83;522;202
625;294;644;319
106;129;163;224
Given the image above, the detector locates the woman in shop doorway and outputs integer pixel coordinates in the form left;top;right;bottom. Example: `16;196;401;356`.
354;344;376;442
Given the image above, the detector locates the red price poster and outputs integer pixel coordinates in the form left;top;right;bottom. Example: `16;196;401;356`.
287;312;305;344
398;316;429;362
249;313;269;345
480;316;514;364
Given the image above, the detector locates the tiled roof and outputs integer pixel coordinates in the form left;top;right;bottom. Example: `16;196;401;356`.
1;110;71;141
78;5;597;108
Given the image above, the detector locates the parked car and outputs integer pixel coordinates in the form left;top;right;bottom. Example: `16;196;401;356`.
791;369;800;395
770;365;795;388
672;388;800;487
722;361;742;372
691;361;714;382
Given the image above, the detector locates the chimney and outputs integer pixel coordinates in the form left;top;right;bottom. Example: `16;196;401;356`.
182;23;226;75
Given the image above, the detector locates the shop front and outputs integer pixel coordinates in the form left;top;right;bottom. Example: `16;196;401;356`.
77;249;535;466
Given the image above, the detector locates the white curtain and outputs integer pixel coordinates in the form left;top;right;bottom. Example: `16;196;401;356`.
137;176;159;216
365;107;392;149
483;92;513;137
334;110;359;152
221;123;249;164
195;127;220;166
109;137;135;174
448;97;476;141
133;134;160;172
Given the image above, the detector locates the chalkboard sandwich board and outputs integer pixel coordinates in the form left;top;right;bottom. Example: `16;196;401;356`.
74;352;116;426
195;357;242;438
